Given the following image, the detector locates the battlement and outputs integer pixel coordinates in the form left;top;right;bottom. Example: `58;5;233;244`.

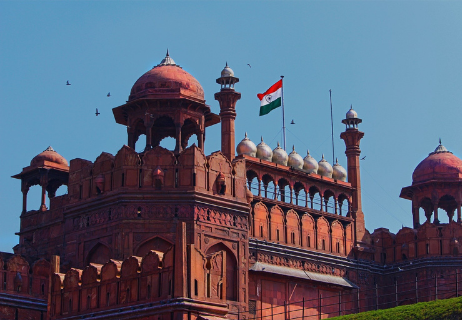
50;250;173;317
371;221;462;264
66;145;247;204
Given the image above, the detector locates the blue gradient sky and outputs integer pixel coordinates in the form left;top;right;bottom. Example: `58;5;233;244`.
1;1;462;252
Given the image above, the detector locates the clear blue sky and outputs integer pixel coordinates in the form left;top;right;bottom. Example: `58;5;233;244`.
1;1;462;253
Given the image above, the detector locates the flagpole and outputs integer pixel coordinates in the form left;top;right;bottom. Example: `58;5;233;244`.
281;75;286;151
329;89;335;164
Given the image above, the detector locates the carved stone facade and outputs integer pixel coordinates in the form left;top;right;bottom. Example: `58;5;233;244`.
4;54;462;319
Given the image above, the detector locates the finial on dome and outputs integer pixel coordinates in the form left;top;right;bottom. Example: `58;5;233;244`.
158;50;176;66
277;142;281;148
307;150;310;155
292;145;295;152
336;157;339;164
439;138;442;145
226;61;228;67
322;154;325;160
44;146;55;152
261;136;264;142
245;132;248;138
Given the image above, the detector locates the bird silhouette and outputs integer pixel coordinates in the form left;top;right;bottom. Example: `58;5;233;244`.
95;108;100;116
361;156;366;160
247;64;251;68
107;92;111;97
66;81;71;85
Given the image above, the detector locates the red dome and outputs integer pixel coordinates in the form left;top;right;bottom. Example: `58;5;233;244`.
412;145;462;184
128;54;204;103
30;146;68;167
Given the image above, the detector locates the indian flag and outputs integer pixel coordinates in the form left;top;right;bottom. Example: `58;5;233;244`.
257;80;282;116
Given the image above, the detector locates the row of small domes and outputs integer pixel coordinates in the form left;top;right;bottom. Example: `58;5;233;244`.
236;133;347;181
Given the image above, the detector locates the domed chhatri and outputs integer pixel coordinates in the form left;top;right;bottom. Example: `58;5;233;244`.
317;154;333;178
256;137;273;161
412;141;462;184
287;146;303;169
30;146;68;167
236;132;257;157
332;158;347;181
221;62;234;78
342;105;362;130
128;50;204;102
346;105;358;119
303;150;318;174
272;142;288;166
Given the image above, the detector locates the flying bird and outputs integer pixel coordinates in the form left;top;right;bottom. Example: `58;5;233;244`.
361;156;366;160
95;108;100;116
66;81;71;85
107;92;111;97
247;64;251;68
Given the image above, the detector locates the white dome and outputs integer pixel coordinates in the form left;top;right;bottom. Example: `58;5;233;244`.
318;154;333;178
272;142;288;166
256;137;272;161
236;132;257;157
303;150;318;174
287;146;303;169
221;62;234;77
332;158;347;181
346;105;358;119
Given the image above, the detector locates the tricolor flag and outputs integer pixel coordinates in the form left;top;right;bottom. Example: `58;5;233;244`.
257;80;282;116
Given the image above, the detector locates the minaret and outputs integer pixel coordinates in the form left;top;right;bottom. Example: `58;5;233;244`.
214;63;241;161
340;106;366;246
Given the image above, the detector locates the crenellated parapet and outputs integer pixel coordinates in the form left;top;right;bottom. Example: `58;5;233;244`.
0;254;50;298
65;145;247;203
50;250;173;317
371;221;462;264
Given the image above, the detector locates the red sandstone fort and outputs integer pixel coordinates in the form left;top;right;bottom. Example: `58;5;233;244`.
3;52;462;319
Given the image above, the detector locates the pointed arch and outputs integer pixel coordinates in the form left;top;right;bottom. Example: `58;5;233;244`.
86;242;112;266
206;242;238;301
253;202;269;239
331;220;345;255
301;213;315;248
286;209;300;245
270;205;285;243
135;236;173;258
316;217;330;252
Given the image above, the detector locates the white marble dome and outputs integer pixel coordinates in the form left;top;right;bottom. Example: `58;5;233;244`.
303;150;318;174
272;142;288;166
236;132;257;157
318;154;333;178
256;137;272;161
288;146;303;169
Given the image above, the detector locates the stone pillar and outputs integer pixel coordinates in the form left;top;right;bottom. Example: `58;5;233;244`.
198;132;204;150
21;185;29;214
412;204;420;229
174;124;182;154
40;184;47;211
145;122;153;150
458;203;461;223
433;203;439;224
